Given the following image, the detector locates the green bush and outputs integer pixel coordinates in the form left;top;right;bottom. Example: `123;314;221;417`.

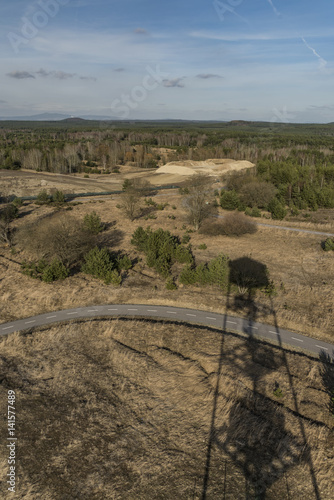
181;234;191;244
220;190;241;210
36;190;50;204
180;254;229;289
244;207;261;218
12;197;23;208
268;198;287;220
131;226;193;277
41;259;69;282
323;238;334;252
21;259;69;282
198;243;207;250
0;204;19;223
116;254;133;271
83;211;104;234
81;247;121;285
52;190;66;205
165;277;178;290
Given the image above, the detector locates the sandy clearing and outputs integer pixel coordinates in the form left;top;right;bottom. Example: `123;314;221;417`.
155;158;255;179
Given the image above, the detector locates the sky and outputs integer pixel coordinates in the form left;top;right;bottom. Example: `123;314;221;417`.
1;0;334;122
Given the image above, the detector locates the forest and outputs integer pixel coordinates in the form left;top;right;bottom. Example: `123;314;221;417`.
1;120;334;213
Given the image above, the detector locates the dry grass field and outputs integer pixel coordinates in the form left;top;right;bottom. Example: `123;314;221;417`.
0;188;333;344
0;319;333;499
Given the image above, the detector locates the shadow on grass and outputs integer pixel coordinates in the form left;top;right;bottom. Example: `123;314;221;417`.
201;256;322;500
319;351;334;417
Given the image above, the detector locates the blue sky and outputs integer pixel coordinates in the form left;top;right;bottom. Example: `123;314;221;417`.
1;0;334;122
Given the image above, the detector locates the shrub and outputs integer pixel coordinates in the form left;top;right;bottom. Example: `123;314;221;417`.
52;190;66;205
323;238;334;252
165;277;178;290
131;226;193;277
116;254;133;271
41;259;69;282
268;198;287;220
145;198;157;207
36;189;50;204
81;247;121;284
200;213;257;237
12;197;23;208
244;207;261;218
220;190;241;210
21;259;69;282
198;243;207;250
180;254;229;289
0;204;19;223
83;211;104;234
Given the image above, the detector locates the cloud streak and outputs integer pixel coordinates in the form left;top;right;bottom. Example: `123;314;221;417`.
301;37;327;70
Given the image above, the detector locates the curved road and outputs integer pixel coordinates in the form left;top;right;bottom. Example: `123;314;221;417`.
0;304;333;359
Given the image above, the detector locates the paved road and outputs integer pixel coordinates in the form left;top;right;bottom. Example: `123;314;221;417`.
0;304;333;359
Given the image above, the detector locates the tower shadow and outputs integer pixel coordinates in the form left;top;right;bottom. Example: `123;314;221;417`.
201;257;322;499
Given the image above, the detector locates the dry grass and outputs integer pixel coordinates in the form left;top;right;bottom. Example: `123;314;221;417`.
0;190;333;345
0;319;333;499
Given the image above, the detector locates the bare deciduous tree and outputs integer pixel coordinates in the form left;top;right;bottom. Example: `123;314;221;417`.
15;213;95;265
121;178;152;220
182;173;216;230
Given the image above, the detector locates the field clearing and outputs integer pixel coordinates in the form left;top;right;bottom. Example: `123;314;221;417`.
0;319;333;499
0;191;333;345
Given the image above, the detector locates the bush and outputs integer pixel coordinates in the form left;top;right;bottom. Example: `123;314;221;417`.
165;277;178;290
21;259;69;282
220;190;241;210
179;253;229;289
41;259;69;282
268;198;287;220
323;238;334;252
12;197;23;208
244;207;261;218
0;204;19;223
52;190;66;205
198;243;207;250
131;226;193;277
81;247;121;285
200;213;257;237
36;190;50;204
116;254;133;271
83;211;104;234
181;234;191;244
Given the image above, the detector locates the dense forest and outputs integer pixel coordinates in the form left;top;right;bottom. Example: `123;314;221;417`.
1;120;334;211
